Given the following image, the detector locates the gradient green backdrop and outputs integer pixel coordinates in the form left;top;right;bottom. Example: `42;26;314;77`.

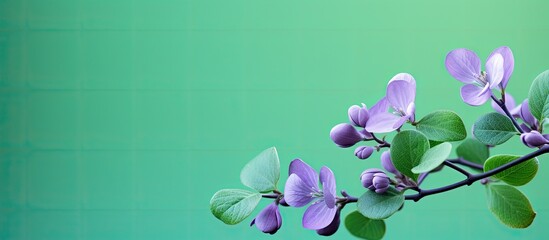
1;0;549;239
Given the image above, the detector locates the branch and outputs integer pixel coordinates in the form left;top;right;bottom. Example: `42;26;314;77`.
443;161;471;177
491;95;524;134
371;133;391;147
405;145;549;202
447;157;483;171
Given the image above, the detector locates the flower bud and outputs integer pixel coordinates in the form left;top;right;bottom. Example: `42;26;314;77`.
250;202;282;234
520;130;549;148
520;99;538;129
348;104;369;127
380;150;399;175
360;169;390;194
330;123;363;148
354;146;374;160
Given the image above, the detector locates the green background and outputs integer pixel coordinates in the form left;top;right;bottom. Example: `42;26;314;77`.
1;0;548;239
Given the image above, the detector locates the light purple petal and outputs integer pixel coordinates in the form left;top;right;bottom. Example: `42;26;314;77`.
289;159;318;191
522;99;538;128
486;53;504;88
491;93;516;115
389;73;416;89
489;46;514;88
319;166;336;208
369;97;390;116
251;202;281;234
302;201;338;230
460;84;491;106
387;80;415;112
392;115;409;129
445;48;481;84
365;112;402;133
316;209;340;236
284;174;314;207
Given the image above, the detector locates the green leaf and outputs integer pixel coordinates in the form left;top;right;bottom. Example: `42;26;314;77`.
412;142;452;174
210;189;262;225
390;130;430;181
486;184;536;228
483;155;539;186
456;138;489;165
345;211;386;240
357;187;404;220
472;112;516;145
415;110;467;141
240;147;280;193
528;69;549;121
429;140;444;147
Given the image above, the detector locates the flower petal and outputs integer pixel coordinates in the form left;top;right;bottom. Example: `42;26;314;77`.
460;84;491;106
319;166;336;208
284;173;314;207
289;158;318;188
486;53;504;88
445;48;481;84
489;46;514;88
369;97;390;116
387;80;415;112
491;93;516;115
251;202;282;234
521;99;538;128
302;201;338;230
316;209;341;236
365;112;402;133
389;73;416;89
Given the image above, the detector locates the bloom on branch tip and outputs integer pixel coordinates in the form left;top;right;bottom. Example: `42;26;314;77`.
365;73;417;133
250;202;282;234
330;123;364;148
520;130;549;148
445;47;514;106
284;159;338;230
355;146;374;160
360;168;391;194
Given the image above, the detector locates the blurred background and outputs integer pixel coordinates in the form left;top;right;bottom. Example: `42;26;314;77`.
1;0;549;239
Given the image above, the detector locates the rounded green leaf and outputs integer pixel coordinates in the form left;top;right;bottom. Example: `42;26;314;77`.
240;147;280;193
390;130;430;181
528;70;549;121
357;187;404;220
472;112;516;145
412;142;452;174
456;138;489;165
483;155;539;186
486;184;536;228
345;211;386;240
210;189;262;225
416;110;467;141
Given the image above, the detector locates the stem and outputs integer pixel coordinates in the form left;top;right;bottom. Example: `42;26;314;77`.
371;133;391;149
405;145;549;202
262;194;279;199
447;157;483;170
491;95;524;134
443;160;471;177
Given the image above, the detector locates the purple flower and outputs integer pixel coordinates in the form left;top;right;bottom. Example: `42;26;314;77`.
519;99;538;130
360;168;391;194
316;209;341;236
354;146;374;160
490;93;521;117
250;202;282;234
380;150;400;176
284;159;338;230
330;123;364;148
365;73;417;133
445;47;514;106
520;130;549;148
348;104;369;128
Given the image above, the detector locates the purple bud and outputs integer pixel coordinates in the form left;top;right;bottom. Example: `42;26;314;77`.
316;209;340;236
330;123;363;148
250;202;282;234
380;150;399;175
520;130;549;148
354;146;374;160
360;168;390;193
520;99;538;129
348;104;369;127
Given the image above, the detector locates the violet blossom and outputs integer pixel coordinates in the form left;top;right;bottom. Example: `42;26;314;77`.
360;168;391;194
365;73;417;133
250;202;282;234
445;47;514;106
284;159;340;233
520;130;549;148
354;146;374;160
329;123;364;148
